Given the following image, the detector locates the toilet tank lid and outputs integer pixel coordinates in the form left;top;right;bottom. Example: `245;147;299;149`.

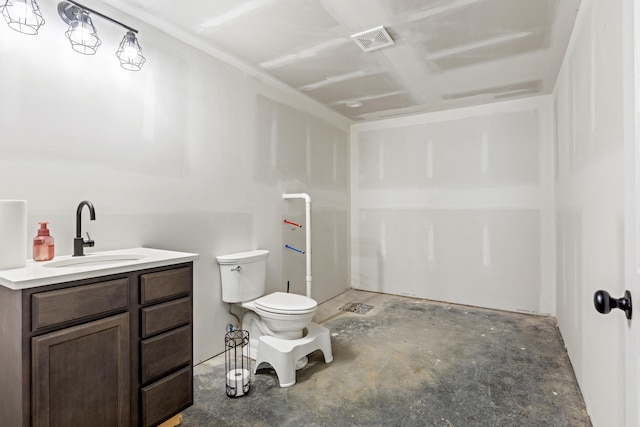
216;249;269;264
255;292;317;312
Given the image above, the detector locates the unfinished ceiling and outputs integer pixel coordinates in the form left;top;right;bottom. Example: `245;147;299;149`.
99;0;581;121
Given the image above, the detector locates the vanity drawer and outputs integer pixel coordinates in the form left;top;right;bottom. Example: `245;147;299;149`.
141;297;191;338
141;366;192;427
140;325;191;384
140;267;191;305
31;278;129;331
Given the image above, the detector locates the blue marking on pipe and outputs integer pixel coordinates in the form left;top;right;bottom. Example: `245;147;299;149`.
285;244;305;254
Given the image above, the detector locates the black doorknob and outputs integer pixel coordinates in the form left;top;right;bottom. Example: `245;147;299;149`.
593;290;632;320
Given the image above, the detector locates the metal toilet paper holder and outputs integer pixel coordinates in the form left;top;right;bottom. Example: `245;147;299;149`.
225;329;251;398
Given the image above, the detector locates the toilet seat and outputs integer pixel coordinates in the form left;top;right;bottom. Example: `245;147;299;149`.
254;292;317;315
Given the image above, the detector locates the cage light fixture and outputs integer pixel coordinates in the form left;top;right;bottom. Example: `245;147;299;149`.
57;0;146;70
0;0;45;35
1;0;146;70
116;30;145;71
64;8;100;55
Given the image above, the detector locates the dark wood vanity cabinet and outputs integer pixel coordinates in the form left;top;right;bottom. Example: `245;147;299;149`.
0;262;193;427
137;267;193;427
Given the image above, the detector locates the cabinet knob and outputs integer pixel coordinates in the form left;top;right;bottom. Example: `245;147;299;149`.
593;290;632;320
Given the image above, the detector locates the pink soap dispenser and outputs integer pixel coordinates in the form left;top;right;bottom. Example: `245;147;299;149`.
33;222;54;261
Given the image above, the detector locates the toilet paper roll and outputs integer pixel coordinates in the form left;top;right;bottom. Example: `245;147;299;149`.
226;368;250;397
0;200;26;270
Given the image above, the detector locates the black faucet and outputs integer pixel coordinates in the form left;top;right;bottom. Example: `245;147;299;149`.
73;200;96;256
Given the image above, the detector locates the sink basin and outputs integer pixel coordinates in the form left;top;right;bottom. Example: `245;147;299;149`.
44;253;147;268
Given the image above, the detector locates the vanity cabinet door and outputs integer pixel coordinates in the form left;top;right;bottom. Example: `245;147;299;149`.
31;313;130;427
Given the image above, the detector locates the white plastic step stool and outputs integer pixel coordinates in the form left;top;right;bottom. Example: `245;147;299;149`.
254;322;333;387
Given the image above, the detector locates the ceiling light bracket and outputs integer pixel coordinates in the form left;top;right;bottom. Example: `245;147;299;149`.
57;0;137;33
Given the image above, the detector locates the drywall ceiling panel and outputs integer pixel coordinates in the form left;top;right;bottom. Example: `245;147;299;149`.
200;0;343;65
420;0;552;53
309;73;405;105
267;43;384;89
443;80;542;100
330;92;420;120
430;34;546;71
400;0;554;72
99;0;580;121
388;0;470;17
119;0;254;31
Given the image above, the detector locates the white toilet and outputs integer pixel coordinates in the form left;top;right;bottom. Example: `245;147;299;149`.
216;249;333;387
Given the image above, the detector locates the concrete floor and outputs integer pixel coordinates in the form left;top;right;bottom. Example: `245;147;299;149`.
182;290;591;426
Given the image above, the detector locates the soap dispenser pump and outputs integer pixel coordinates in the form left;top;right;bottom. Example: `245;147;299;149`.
33;222;54;261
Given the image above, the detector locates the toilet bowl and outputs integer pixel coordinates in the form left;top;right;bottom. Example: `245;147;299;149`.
216;249;333;387
250;292;317;337
217;250;317;339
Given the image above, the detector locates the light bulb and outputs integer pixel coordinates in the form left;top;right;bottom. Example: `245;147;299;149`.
11;0;29;19
123;44;138;60
77;25;91;43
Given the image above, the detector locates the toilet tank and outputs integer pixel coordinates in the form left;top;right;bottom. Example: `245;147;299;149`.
216;249;269;303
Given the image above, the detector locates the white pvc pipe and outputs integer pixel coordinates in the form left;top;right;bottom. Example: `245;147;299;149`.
282;193;312;298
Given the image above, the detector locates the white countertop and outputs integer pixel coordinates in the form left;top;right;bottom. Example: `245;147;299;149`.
0;247;199;290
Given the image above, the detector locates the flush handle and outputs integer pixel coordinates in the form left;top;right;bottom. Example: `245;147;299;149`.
231;266;242;272
593;290;632;319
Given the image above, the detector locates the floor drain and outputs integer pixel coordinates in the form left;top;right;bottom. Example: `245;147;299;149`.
339;302;374;314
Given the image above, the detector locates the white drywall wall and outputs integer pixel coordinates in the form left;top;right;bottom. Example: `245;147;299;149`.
351;96;555;314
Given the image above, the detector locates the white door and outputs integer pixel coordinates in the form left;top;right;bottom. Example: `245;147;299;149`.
623;1;640;425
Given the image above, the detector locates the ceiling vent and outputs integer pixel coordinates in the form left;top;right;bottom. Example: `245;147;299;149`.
351;26;394;52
